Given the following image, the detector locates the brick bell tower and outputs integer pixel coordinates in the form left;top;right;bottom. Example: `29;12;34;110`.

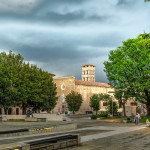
82;64;96;82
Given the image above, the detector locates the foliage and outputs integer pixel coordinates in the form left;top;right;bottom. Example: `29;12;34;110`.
107;100;118;115
114;90;129;116
66;91;83;114
91;114;97;119
0;51;58;114
144;0;150;2
0;62;18;114
97;113;108;118
104;33;150;115
99;93;111;101
90;94;100;114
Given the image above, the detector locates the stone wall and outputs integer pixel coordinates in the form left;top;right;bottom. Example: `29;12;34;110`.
75;84;114;114
53;76;75;113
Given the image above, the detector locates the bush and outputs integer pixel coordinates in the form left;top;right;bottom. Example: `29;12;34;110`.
91;115;97;119
97;113;108;118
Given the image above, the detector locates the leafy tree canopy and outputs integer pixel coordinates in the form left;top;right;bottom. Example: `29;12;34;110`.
90;94;100;114
0;51;58;114
104;33;150;115
66;91;83;114
107;100;118;115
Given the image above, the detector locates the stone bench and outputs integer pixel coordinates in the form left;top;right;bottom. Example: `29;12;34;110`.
0;129;29;134
25;134;80;150
0;134;80;150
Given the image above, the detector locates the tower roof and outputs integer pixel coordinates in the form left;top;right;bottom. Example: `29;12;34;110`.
82;64;96;67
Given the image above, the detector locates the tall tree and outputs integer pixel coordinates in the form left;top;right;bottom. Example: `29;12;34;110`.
107;100;118;116
104;33;150;115
90;94;100;115
39;70;58;112
66;91;83;114
0;63;17;114
0;51;58;114
114;90;127;117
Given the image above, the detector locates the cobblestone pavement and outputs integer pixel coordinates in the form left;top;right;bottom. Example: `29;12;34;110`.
0;117;149;150
66;127;150;150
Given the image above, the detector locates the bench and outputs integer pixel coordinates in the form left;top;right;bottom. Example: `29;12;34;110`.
25;134;80;150
0;128;29;134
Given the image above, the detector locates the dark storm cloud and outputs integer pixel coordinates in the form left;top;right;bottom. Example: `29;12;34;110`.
0;0;150;82
0;9;110;26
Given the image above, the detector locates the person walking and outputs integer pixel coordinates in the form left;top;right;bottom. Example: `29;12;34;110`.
135;112;140;125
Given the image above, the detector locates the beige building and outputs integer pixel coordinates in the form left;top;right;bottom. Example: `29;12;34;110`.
53;64;115;114
53;64;143;116
53;76;114;114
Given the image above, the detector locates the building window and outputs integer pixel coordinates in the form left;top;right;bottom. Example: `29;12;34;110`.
130;102;137;106
16;108;19;115
103;102;107;106
8;108;12;115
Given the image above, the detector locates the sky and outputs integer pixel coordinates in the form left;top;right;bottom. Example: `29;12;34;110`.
0;0;150;83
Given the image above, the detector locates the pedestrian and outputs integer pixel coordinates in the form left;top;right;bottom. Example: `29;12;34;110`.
135;112;140;125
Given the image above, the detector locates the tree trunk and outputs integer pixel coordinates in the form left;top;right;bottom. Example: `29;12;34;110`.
123;102;126;117
22;104;26;115
145;89;150;116
146;100;150;116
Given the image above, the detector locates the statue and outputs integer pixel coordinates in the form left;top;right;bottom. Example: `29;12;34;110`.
26;108;33;117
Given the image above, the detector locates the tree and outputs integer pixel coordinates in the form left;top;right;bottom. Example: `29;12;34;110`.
104;33;150;115
90;94;100;115
39;70;58;112
107;100;118;116
144;0;150;2
114;90;127;116
66;91;83;114
0;51;58;114
0;63;17;114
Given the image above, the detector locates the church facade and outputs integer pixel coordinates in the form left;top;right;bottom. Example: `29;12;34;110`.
53;64;143;116
53;64;115;114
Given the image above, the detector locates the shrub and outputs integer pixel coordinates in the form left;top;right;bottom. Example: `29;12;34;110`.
97;113;108;118
91;115;97;119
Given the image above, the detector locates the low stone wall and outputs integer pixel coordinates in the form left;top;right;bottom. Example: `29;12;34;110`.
33;113;64;121
1;114;67;121
0;123;77;137
0;134;80;150
1;115;26;121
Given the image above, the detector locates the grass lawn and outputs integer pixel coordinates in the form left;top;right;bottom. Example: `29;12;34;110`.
139;118;150;123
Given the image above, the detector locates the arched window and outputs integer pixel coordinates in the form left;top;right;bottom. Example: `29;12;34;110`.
16;108;19;115
8;108;12;115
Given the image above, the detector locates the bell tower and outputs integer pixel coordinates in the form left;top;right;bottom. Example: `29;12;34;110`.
82;64;96;82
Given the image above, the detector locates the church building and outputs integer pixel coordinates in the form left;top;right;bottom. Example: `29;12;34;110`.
53;64;115;114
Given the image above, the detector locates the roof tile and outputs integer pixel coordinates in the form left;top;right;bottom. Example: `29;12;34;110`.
75;80;110;88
